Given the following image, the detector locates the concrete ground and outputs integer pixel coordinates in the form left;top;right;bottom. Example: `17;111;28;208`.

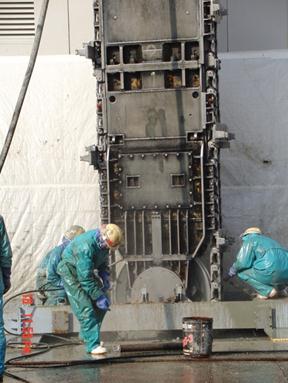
4;358;288;383
3;335;288;383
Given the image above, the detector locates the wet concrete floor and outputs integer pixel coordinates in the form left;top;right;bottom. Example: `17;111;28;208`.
4;360;288;383
4;357;288;383
3;342;288;383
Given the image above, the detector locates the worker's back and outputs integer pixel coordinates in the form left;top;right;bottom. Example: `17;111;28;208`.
61;229;109;270
246;234;288;274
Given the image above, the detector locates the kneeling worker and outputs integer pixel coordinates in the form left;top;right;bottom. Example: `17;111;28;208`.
57;223;122;355
225;227;288;299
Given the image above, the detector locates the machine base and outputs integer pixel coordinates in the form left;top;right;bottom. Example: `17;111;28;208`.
5;299;288;346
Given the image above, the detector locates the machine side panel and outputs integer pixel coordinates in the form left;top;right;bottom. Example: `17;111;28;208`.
104;0;200;43
107;90;203;138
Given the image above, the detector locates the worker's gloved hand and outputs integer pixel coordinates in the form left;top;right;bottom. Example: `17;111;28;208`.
96;295;110;311
98;270;110;292
3;280;11;294
37;289;47;303
2;267;11;294
223;265;237;282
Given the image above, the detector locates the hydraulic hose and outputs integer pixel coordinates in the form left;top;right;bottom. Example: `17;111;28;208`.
4;371;30;383
117;342;182;352
0;0;50;173
6;351;288;369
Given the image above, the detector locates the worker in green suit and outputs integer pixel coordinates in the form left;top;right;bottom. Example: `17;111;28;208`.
57;224;123;355
36;225;85;305
0;215;12;382
224;227;288;299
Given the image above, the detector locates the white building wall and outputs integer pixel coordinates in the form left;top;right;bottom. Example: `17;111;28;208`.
0;0;94;56
0;0;288;55
218;0;288;52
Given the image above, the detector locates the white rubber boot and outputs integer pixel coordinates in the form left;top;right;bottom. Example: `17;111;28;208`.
91;341;107;355
257;288;277;300
256;293;268;300
268;288;277;298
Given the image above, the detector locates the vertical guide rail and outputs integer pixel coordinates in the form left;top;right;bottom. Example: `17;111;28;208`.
169;209;172;255
133;210;137;255
107;146;111;222
185;209;189;254
124;211;128;254
191;142;206;258
142;210;146;258
177;209;180;255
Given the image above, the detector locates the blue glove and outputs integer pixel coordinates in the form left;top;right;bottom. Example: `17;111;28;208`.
98;270;110;292
2;267;11;294
228;265;237;277
96;295;110;311
223;265;237;282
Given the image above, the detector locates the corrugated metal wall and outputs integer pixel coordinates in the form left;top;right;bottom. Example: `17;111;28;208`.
0;0;35;37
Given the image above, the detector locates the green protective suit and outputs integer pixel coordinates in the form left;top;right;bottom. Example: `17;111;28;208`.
35;252;50;303
45;244;68;305
57;229;109;352
35;253;50;290
36;242;69;305
233;233;288;297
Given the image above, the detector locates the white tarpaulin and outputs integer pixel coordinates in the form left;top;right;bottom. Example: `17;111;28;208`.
1;51;288;296
0;55;100;294
220;50;288;275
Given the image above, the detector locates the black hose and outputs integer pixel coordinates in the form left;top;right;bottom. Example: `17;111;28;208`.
0;0;50;173
4;287;62;310
6;351;181;368
6;351;288;369
118;342;182;352
6;338;82;367
4;371;30;383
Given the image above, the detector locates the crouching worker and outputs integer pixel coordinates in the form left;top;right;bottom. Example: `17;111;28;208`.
224;227;288;300
36;225;85;305
57;224;122;355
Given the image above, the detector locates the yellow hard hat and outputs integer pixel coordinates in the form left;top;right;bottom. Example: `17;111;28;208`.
241;227;262;238
102;224;123;250
64;225;85;241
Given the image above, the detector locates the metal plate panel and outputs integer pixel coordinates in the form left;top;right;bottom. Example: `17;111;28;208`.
52;310;70;334
117;153;191;207
107;90;202;138
104;0;200;43
131;267;183;303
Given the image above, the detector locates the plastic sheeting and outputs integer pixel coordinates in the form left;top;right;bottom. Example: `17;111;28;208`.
220;50;288;274
1;51;288;297
0;56;100;295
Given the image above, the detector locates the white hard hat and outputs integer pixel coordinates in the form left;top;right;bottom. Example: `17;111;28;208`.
102;224;123;250
241;227;262;238
63;225;85;241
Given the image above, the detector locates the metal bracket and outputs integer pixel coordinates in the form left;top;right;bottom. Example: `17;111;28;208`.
210;0;228;23
108;134;125;145
80;145;106;170
211;123;234;148
76;41;97;60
